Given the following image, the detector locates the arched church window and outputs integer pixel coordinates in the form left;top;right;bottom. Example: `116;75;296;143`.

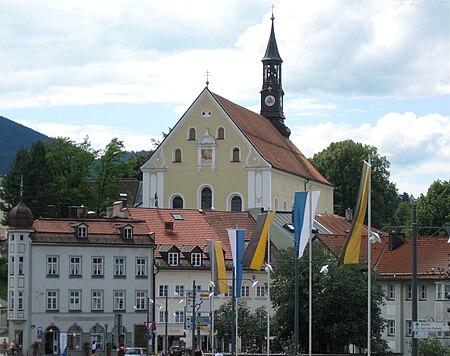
230;196;242;212
217;127;225;139
188;128;196;140
232;147;240;162
174;148;182;163
172;196;183;209
201;187;212;210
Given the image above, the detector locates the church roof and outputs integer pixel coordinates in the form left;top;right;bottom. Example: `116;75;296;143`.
262;15;282;63
212;92;332;186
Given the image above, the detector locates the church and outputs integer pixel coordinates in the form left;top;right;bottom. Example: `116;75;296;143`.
141;15;334;214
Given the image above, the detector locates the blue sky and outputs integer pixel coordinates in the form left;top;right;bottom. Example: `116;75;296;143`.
0;0;449;197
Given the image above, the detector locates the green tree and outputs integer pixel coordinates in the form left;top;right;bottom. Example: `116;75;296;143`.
91;138;128;215
271;243;388;354
124;151;153;180
0;141;56;221
418;336;450;355
214;299;267;351
416;180;450;233
309;139;398;228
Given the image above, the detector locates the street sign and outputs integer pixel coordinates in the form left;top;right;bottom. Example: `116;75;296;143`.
413;321;449;332
187;291;211;313
413;331;428;339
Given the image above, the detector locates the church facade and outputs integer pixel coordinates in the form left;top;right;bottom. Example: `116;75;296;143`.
141;16;334;213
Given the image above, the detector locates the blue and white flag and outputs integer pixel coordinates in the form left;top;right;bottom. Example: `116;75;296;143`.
228;229;245;298
293;191;321;258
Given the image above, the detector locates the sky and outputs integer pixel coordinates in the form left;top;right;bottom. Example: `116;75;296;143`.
0;0;449;198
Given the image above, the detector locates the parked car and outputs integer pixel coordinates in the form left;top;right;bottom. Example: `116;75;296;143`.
125;347;146;356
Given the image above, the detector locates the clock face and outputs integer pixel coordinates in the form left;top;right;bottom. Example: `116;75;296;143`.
265;95;276;107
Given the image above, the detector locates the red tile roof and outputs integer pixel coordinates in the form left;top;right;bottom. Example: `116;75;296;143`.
127;207;257;260
212;92;332;186
318;233;450;280
30;218;153;245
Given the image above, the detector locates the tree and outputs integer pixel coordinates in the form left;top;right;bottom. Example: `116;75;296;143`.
418;336;450;355
214;299;267;352
124;151;153;180
309;139;398;228
91;138;128;215
416;180;450;233
270;243;388;354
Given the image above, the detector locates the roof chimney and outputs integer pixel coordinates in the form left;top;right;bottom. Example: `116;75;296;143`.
389;232;405;251
46;205;56;218
345;208;353;221
119;193;128;208
164;221;174;230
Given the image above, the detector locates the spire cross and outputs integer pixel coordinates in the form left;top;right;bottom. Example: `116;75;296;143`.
271;5;275;20
205;70;211;87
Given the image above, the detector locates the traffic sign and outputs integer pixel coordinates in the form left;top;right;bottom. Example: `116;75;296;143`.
413;321;449;332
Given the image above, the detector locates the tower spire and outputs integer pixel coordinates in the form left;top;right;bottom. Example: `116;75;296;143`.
260;11;291;138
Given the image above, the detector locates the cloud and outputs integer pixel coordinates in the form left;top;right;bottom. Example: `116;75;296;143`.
290;112;450;197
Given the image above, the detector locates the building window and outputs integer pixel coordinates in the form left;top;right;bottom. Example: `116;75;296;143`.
241;286;250;298
191;253;202;267
172;196;184;209
9;291;14;310
201;187;212;210
419;285;427;301
387;320;396;336
135;291;146;310
217;127;225;139
123;226;133;239
47;290;59;311
406;284;412;300
188;128;196;140
92;257;104;277
47;256;59;276
9;256;14;275
70;256;82;276
174;148;182;163
114;257;126;277
91;290;104;311
114;291;125;310
232;147;240;162
78;225;88;238
406;320;412;336
224;285;232;297
256;285;266;298
175;285;185;297
159;309;167;323
231;196;242;212
387;284;396;300
174;310;184;323
67;326;82;351
69;290;82;311
168;252;179;266
18;291;24;311
136;258;147;277
18;257;24;275
159;285;169;298
436;284;450;300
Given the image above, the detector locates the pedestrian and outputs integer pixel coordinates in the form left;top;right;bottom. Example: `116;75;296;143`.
91;341;97;354
193;347;203;356
1;339;7;355
117;344;125;356
214;348;223;356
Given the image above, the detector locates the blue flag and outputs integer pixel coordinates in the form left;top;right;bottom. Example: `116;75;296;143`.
228;229;245;298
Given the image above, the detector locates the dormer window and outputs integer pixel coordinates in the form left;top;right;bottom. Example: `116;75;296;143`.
191;253;202;267
168;252;179;266
78;224;88;238
123;226;133;239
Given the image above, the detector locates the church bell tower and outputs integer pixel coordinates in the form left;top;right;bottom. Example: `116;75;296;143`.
260;13;291;138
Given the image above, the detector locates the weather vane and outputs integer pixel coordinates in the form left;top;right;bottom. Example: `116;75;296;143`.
205;70;211;87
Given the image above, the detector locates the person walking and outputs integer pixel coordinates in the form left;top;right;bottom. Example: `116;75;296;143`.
214;348;223;356
91;341;97;355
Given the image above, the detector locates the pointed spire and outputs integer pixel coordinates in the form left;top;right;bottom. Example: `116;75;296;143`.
262;12;282;63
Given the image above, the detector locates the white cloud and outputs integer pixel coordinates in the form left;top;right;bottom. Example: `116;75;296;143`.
290;112;450;197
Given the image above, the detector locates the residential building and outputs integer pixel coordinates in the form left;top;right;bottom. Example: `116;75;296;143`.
7;200;155;355
141;16;334;214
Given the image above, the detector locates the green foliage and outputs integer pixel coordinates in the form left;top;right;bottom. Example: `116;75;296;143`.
418;336;450;355
270;243;388;354
416;180;450;234
309;139;398;228
214;299;267;351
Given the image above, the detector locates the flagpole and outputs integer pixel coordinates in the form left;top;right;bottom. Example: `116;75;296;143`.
211;241;215;353
367;155;372;356
308;186;312;356
267;208;271;356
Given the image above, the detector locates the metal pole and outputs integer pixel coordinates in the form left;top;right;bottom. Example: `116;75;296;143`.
411;204;418;356
367;155;372;356
146;298;150;356
308;188;312;356
192;280;196;352
267;209;271;356
165;293;169;356
294;245;299;356
231;267;236;356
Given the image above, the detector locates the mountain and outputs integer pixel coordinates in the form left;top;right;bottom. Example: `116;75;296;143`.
0;116;52;175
